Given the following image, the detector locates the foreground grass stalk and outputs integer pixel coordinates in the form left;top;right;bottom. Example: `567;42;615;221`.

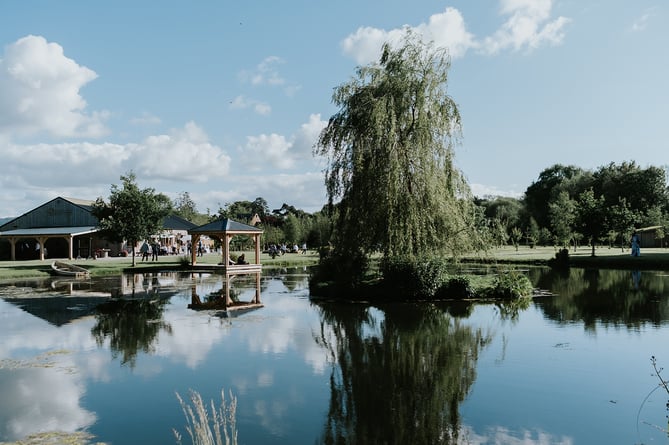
174;389;238;445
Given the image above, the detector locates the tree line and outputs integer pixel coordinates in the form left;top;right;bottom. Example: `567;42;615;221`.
477;162;669;255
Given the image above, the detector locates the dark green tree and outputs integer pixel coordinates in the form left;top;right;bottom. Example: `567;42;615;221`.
576;188;607;257
607;197;638;252
524;164;586;229
549;190;576;248
315;31;483;265
92;173;172;266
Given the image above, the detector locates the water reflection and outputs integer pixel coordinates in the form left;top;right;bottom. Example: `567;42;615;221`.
1;267;669;444
529;267;669;329
91;299;172;368
313;301;492;445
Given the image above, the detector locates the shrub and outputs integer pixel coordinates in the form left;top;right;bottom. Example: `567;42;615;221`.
380;256;448;300
487;270;534;299
310;250;370;291
548;248;570;269
435;275;474;299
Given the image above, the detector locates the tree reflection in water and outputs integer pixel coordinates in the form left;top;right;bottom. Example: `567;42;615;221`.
313;301;492;445
529;267;669;330
91;298;172;368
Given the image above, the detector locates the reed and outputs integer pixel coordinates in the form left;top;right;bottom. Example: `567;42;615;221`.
174;389;238;445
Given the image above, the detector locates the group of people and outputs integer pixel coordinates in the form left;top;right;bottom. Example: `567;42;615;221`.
267;242;308;258
139;241;161;261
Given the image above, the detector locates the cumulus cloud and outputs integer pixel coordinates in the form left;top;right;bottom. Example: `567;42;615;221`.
0;35;108;139
0;121;231;211
341;0;570;64
239;114;326;171
342;8;476;65
126;121;232;181
482;0;571;54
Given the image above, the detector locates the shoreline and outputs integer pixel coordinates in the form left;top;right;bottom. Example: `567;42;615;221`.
1;246;668;283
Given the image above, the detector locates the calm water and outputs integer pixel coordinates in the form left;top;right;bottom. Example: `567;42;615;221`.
1;266;669;444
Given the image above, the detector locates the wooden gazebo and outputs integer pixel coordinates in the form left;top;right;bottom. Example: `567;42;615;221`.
188;218;263;307
188;218;263;272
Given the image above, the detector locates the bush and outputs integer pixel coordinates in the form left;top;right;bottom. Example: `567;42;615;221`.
487;270;534;299
380;256;448;300
548;248;569;269
310;250;370;291
435;275;474;299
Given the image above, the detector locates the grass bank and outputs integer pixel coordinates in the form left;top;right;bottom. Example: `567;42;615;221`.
2;246;668;283
463;245;669;270
0;251;321;283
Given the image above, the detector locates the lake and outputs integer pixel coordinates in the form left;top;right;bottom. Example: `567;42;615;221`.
1;266;668;444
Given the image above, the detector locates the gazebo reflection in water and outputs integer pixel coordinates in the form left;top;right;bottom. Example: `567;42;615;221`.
187;217;264;312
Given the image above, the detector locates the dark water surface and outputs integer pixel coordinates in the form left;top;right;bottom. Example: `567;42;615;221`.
1;267;669;444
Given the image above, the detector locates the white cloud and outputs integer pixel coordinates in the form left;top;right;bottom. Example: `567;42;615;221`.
292;113;327;158
253;56;286;86
237;56;300;96
470;182;523;199
126;121;232;181
238;56;286;86
229;95;271;116
0;121;232;216
242;133;294;170
482;0;571;54
341;1;570;64
630;8;655;32
0;35;108;139
239;114;326;171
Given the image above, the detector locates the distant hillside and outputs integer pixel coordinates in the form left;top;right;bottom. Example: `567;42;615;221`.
0;217;14;226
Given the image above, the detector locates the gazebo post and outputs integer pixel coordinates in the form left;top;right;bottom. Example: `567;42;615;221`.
225;273;233;305
191;234;200;265
254;234;261;264
254;272;261;303
223;234;232;269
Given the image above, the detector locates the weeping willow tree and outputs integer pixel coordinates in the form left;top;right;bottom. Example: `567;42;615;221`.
316;32;484;266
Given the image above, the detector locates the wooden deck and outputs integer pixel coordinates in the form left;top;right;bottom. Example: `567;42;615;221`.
191;263;262;274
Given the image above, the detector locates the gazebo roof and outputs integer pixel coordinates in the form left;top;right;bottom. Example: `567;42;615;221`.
188;218;263;235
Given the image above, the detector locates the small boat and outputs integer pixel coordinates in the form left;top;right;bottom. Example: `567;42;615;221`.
51;260;90;278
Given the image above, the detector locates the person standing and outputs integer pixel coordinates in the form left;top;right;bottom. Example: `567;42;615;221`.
631;232;641;257
140;241;150;261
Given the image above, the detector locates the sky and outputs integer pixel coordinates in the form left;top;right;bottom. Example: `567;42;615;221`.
0;0;667;218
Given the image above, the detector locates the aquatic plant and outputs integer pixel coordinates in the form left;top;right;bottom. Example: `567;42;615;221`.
174;389;238;445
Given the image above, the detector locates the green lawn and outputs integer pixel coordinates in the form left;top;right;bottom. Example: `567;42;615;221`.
0;250;321;282
1;245;667;283
467;245;669;269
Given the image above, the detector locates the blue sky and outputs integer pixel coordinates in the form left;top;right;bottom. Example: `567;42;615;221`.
0;0;666;218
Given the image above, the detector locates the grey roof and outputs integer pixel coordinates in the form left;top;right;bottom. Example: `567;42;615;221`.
189;218;263;234
162;214;198;231
0;196;97;231
0;226;98;237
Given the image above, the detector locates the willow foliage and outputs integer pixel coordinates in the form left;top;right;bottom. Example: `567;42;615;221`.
316;32;484;260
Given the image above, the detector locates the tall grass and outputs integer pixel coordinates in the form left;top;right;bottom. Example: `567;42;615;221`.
174;389;238;445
